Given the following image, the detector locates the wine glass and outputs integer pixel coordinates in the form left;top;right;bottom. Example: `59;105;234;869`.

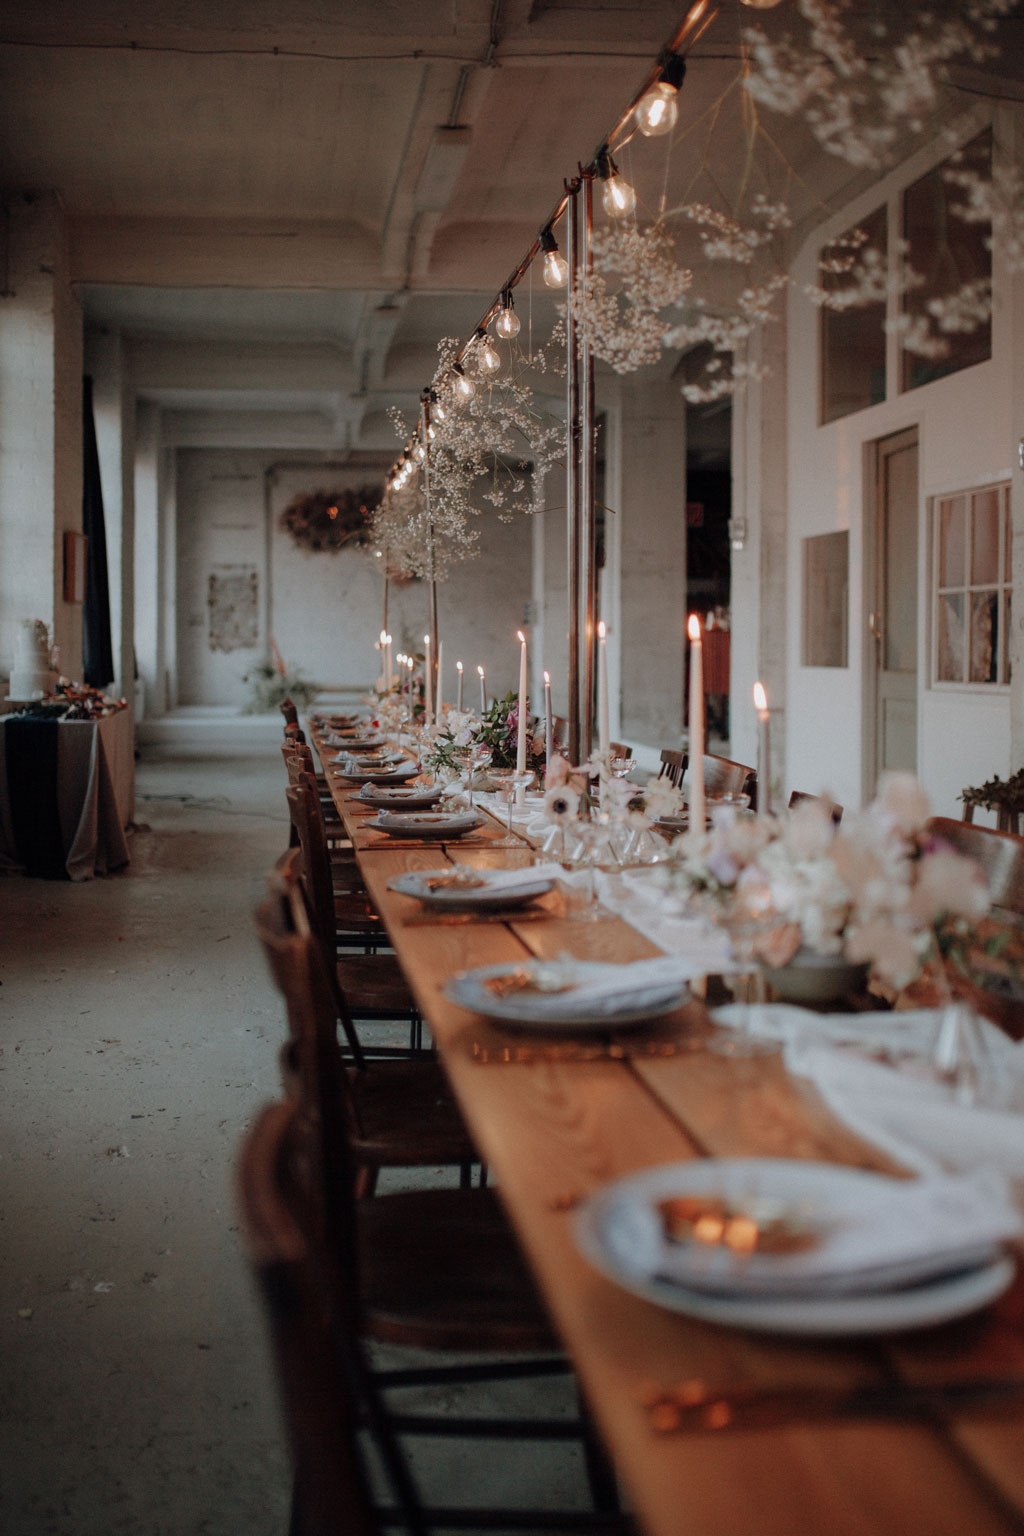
556;820;603;922
454;742;492;809
488;768;534;847
708;882;784;1058
610;755;637;781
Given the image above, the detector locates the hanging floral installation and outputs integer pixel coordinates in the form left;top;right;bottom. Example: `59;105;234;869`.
279;486;381;553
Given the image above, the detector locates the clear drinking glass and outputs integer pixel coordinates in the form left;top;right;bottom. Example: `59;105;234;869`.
488;768;534;847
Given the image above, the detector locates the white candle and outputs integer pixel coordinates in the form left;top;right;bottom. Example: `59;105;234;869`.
597;620;610;755
515;631;528;775
753;681;770;816
423;634;433;724
478;665;486;713
436;640;444;717
544;671;553;764
456;660;464;711
687;614;706;835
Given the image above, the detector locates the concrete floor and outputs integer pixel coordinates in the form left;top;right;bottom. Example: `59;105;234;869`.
0;743;596;1536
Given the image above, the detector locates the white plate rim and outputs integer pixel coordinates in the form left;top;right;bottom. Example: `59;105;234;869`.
368;812;483;839
572;1159;1016;1336
389;869;556;908
356;785;445;807
333;763;421;782
443;961;686;1031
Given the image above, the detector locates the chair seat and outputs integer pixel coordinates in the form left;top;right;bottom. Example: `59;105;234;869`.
333;893;385;936
358;1186;558;1351
349;1058;476;1165
338;953;415;1014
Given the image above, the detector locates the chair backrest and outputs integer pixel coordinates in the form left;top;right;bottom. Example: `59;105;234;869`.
788;790;844;825
279;697;300;728
236;1098;379;1536
701;753;757;801
926;816;1024;915
286;780;340;964
608;740;631;761
658;748;685;787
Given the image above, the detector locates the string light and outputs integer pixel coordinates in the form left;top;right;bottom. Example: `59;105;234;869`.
635;54;686;137
540;228;569;288
493;288;521;339
597;149;636;219
451;362;475;404
474;327;502;376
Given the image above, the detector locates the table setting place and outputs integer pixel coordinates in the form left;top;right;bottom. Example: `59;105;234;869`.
361;806;486;843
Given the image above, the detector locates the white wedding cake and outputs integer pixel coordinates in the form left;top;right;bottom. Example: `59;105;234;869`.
7;618;57;701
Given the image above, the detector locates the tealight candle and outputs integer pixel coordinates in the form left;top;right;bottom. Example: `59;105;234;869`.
687;615;705;836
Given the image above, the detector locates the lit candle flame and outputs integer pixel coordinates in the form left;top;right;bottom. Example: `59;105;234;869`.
687;614;701;642
477;665;485;677
517;630;526;644
456;660;463;672
753;681;768;712
543;670;550;683
598;620;607;640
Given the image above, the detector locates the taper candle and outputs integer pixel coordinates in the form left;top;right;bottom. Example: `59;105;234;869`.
687;615;706;836
597;620;610;754
436;641;444;717
544;671;553;764
478;665;486;713
515;631;528;775
456;660;464;711
753;681;770;816
423;635;433;724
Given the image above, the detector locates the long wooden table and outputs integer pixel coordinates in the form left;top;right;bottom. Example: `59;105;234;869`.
315;726;1024;1536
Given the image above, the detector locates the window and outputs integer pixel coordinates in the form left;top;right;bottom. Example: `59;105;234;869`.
932;481;1011;686
901;129;992;392
820;206;887;425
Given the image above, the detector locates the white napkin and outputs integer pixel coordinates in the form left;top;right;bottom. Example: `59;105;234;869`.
376;808;479;829
597;869;733;974
446;862;562;894
713;1003;1024;1178
502;955;698;1021
611;1166;1022;1298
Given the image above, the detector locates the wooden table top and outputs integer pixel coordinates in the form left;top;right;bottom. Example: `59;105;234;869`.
312;722;1024;1536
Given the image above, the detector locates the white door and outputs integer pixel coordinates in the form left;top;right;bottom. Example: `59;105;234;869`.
871;427;919;784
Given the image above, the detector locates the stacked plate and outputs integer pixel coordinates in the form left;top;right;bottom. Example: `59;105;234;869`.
444;955;693;1033
333;761;421;784
389;866;557;909
574;1159;1020;1335
356;784;445;810
367;809;483;840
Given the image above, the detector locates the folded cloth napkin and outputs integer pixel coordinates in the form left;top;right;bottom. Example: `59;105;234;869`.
493;955;700;1021
445;862;563;893
376;808;479;829
713;1003;1024;1178
607;1165;1023;1298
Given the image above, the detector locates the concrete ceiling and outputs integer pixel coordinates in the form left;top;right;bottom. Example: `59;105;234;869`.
2;0;1022;457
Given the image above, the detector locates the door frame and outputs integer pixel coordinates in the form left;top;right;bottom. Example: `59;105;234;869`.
861;424;920;802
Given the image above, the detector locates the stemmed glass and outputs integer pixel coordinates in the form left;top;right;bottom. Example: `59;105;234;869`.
453;742;493;809
708;880;783;1058
488;768;534;847
610;755;637;781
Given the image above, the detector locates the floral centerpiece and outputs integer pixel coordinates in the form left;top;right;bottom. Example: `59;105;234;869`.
662;773;992;993
425;691;547;777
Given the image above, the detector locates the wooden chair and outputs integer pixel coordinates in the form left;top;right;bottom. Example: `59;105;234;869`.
258;872;478;1191
285;794;424;1056
279;697;300;729
788;790;844;825
962;798;1022;835
239;909;629;1536
926;817;1024;917
287;775;386;950
658;750;756;802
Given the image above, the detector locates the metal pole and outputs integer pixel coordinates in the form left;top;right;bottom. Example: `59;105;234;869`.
420;400;439;697
564;182;582;764
579;172;597;762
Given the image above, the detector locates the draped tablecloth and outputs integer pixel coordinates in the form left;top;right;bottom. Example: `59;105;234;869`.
0;711;134;880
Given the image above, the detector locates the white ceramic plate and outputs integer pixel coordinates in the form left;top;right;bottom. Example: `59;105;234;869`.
573;1159;1016;1336
356;784;445;809
334;763;421;784
367;811;483;841
389;869;556;909
443;960;686;1032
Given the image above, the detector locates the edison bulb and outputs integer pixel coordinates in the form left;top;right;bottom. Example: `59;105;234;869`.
452;368;475;405
494;302;520;340
543;247;570;288
601;172;636;218
476;337;501;375
636;81;678;137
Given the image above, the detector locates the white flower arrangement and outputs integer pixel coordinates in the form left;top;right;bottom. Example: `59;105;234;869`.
660;773;991;990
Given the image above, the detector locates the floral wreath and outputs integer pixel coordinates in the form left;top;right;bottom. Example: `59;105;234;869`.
279;487;381;553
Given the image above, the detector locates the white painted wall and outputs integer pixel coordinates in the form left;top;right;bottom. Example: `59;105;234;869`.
0;193;83;682
171;449;534;710
782;105;1020;819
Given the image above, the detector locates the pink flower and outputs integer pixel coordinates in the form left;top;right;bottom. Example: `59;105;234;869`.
545;752;572;790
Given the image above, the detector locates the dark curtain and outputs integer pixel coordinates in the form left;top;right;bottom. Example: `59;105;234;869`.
82;374;114;687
